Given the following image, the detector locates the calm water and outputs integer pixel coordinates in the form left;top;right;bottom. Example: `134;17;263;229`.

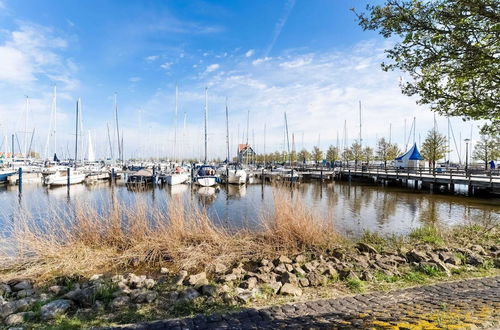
0;181;499;237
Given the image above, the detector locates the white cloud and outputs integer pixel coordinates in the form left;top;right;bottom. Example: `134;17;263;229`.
205;63;220;73
160;61;173;70
252;57;271;66
264;0;296;57
245;49;255;57
145;55;159;62
279;57;312;69
129;77;141;82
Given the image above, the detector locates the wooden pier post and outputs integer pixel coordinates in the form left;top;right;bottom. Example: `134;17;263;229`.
67;167;70;187
18;167;22;194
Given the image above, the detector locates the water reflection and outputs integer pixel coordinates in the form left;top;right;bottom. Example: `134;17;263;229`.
0;181;498;237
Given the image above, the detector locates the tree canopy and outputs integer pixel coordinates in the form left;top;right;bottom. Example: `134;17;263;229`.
355;0;500;134
473;133;500;169
420;128;448;169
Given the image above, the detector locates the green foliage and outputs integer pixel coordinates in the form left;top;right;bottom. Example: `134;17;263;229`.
401;271;429;284
420;128;448;169
376;137;401;164
297;149;311;163
409;225;444;245
326;145;339;163
93;281;118;305
343;140;363;164
373;271;398;283
419;265;444;277
346;278;365;293
473;133;500;169
354;0;500;135
311;146;323;164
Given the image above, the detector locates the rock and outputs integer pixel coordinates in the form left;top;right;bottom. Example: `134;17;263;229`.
356;242;378;254
307;272;327;287
354;256;370;269
132;290;158;304
258;265;272;274
0;283;12;297
174;270;188;286
160;267;169;274
295;254;307;263
260;259;270;266
41;299;72;320
280;272;298;285
340;270;359;281
214;263;227;274
231;266;245;276
5;312;33;325
274;263;287;274
11;280;32;292
49;285;66;296
89;274;103;281
63;287;96;307
163;291;179;303
187;272;207;286
111;275;124;283
240;277;258;290
235;289;253;304
268;281;282;294
201;285;217;297
470;245;486;255
221;273;238;283
299;278;310;287
277;255;292;264
0;298;36;318
303;262;316;273
323;264;338;278
177;288;200;303
110;296;130;309
294;266;307;277
407;250;427;263
15;289;35;299
467;254;484;266
143;279;156;289
279;283;302;296
128;274;147;289
361;271;374;281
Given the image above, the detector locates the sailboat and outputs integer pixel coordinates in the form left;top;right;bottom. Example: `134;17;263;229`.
193;88;219;187
165;85;189;185
222;100;247;184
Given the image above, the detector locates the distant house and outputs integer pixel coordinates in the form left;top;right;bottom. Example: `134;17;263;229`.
237;144;255;164
395;143;423;169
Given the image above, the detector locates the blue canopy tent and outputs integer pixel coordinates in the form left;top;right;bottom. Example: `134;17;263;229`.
395;143;423;169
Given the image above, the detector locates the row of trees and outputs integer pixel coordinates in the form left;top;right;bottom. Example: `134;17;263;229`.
251;131;499;170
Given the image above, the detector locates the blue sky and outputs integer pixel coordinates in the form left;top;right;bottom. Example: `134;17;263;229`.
0;0;480;161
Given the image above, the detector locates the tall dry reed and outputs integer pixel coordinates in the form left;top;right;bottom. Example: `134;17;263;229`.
0;187;337;282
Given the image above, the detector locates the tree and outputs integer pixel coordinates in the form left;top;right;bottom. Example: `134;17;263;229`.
355;0;500;135
346;140;363;167
420;128;448;170
377;137;401;166
473;133;500;170
326;145;339;164
312;146;323;165
290;149;297;164
363;146;374;164
297;149;311;164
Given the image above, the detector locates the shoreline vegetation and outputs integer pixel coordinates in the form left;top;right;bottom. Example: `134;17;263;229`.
1;187;499;328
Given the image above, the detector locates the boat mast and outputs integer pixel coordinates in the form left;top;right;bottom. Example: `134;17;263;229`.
204;87;208;164
225;97;230;165
74;99;79;169
107;122;113;160
114;93;121;164
263;124;266;165
359;100;362;148
284;112;291;165
174;84;178;163
54;85;57;159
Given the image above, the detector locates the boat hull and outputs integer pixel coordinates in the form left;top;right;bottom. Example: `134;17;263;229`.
165;173;189;185
227;170;247;184
195;176;217;187
45;174;86;186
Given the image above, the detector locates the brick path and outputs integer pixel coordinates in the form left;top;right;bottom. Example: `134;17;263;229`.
109;276;500;329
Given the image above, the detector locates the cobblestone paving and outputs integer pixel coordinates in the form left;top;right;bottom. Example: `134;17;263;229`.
110;276;500;329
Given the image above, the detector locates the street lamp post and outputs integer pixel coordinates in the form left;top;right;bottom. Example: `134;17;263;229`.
464;138;470;173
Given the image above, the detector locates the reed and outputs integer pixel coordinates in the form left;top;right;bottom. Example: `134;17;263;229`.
0;187;338;282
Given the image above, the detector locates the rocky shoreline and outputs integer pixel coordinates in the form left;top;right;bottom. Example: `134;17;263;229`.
1;237;499;328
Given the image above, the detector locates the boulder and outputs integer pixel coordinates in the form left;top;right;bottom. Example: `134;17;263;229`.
0;298;36;318
277;255;292;264
221;273;238;283
240;277;257;290
235;289;253;304
89;274;103;281
111;275;124;283
11;280;32;292
40;299;72;320
160;267;169;274
407;250;427;263
307;272;327;287
4;312;33;326
467;254;484;266
173;270;188;286
279;283;302;296
280;272;298;285
302;262;316;273
128;274;147;289
299;278;310;287
200;285;217;297
214;263;227;274
131;290;158;304
295;254;307;263
49;285;67;296
109;296;130;309
260;259;270;266
0;283;12;297
64;286;97;307
177;288;200;303
187;272;208;288
356;242;378;254
268;281;282;294
143;279;156;289
274;263;287;274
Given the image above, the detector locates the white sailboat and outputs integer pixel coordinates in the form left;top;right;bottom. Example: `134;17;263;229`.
223;102;247;184
44;168;86;186
193;88;219;187
165;85;189;185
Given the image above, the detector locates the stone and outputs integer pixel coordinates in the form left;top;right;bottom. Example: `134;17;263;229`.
467;254;484;266
163;291;179;303
295;254;307;263
303;262;316;273
240;277;258;290
187;272;207;286
280;272;298;285
307;272;327;287
201;285;217;297
361;271;374;281
174;270;188;286
299;278;310;287
89;274;103;281
41;299;72;320
0;298;36;318
214;263;227;274
274;263;287;274
110;296;130;309
128;274;147;288
356;242;378;254
15;289;35;299
260;258;270;266
235;289;253;304
11;280;32;292
294;266;307;277
143;278;156;289
277;255;292;264
63;286;96;307
279;283;302;296
111;275;124;283
4;312;33;326
470;245;486;255
221;273;238;283
0;283;12;297
160;267;169;274
132;290;158;304
178;288;200;302
268;281;282;294
407;250;427;263
49;285;66;296
354;256;370;269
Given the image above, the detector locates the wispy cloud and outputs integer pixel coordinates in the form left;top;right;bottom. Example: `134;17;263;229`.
205;63;220;73
264;0;296;57
160;61;173;70
129;77;141;82
245;49;255;57
145;55;159;62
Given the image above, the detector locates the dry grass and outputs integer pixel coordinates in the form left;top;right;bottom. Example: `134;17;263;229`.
0;187;338;282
